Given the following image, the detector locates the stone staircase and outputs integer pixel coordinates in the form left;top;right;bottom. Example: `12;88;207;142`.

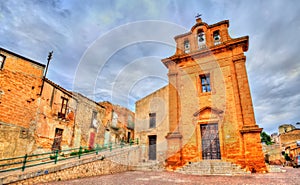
134;160;165;171
175;160;250;175
267;164;286;173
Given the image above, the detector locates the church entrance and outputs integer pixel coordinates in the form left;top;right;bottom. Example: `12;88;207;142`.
201;124;221;159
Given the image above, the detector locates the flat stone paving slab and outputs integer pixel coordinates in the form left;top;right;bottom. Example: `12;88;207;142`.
42;167;300;185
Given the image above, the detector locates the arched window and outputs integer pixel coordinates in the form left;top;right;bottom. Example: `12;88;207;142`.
184;40;190;53
197;30;206;49
213;30;221;45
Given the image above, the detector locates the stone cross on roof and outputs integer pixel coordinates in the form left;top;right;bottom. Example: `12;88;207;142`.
195;13;202;19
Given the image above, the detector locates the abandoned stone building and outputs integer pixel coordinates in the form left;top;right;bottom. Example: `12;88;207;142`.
35;78;78;153
278;125;300;159
263;124;300;164
135;18;266;172
72;92;106;149
99;101;135;145
35;80;107;153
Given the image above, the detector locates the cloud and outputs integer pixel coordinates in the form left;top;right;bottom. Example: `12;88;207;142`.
1;0;300;134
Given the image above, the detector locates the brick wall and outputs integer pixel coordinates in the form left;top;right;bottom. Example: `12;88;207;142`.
0;49;44;128
0;48;44;158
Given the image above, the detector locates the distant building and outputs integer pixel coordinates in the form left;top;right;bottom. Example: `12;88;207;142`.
270;133;279;144
279;127;300;158
99;101;135;145
264;125;300;165
278;124;296;134
135;17;266;172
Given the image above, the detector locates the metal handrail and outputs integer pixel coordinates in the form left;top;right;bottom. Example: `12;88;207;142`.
0;140;138;173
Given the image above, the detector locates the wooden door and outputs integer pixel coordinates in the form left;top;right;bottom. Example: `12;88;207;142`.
89;132;95;149
148;135;157;160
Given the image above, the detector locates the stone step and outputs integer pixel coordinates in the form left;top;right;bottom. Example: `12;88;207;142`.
175;161;250;175
267;165;286;173
133;161;164;171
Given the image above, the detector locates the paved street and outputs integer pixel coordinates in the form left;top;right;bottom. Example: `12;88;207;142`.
42;167;300;185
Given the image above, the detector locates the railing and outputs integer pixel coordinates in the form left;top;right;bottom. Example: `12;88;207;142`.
0;139;139;173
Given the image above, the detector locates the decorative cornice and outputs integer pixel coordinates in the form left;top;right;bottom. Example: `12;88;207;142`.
232;54;246;63
240;125;263;134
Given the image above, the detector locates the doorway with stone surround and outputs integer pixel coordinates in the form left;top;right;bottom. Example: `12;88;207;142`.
200;123;221;160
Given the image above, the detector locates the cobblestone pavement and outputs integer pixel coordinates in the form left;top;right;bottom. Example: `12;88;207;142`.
42;167;300;185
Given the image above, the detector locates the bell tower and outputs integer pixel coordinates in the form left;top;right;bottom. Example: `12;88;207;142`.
162;16;266;172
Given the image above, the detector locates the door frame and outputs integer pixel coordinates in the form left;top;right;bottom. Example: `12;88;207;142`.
196;121;222;160
148;135;157;160
200;123;221;159
52;128;63;151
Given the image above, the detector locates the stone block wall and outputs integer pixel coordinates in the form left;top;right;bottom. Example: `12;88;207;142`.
0;123;34;159
135;86;169;163
280;129;300;145
1;146;140;185
73;93;106;148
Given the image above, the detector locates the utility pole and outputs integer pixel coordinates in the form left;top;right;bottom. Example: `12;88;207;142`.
39;51;53;96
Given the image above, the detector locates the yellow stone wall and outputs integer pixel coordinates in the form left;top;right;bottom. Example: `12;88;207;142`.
135;86;169;162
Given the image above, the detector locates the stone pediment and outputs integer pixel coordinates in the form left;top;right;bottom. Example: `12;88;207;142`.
193;106;223;120
193;106;223;117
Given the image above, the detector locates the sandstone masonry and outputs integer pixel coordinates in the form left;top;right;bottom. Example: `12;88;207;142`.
135;18;267;173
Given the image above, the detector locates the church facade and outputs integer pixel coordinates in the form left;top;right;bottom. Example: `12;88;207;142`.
135;17;267;173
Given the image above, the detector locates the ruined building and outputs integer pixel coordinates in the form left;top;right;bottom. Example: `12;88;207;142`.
135;18;266;172
99;101;135;145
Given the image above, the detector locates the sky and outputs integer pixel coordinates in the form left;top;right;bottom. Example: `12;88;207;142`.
0;0;300;134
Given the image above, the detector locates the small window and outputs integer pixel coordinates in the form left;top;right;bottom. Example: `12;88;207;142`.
184;40;190;53
0;54;6;70
213;31;221;45
112;111;118;128
58;97;68;118
200;74;211;93
91;111;98;128
149;113;156;128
